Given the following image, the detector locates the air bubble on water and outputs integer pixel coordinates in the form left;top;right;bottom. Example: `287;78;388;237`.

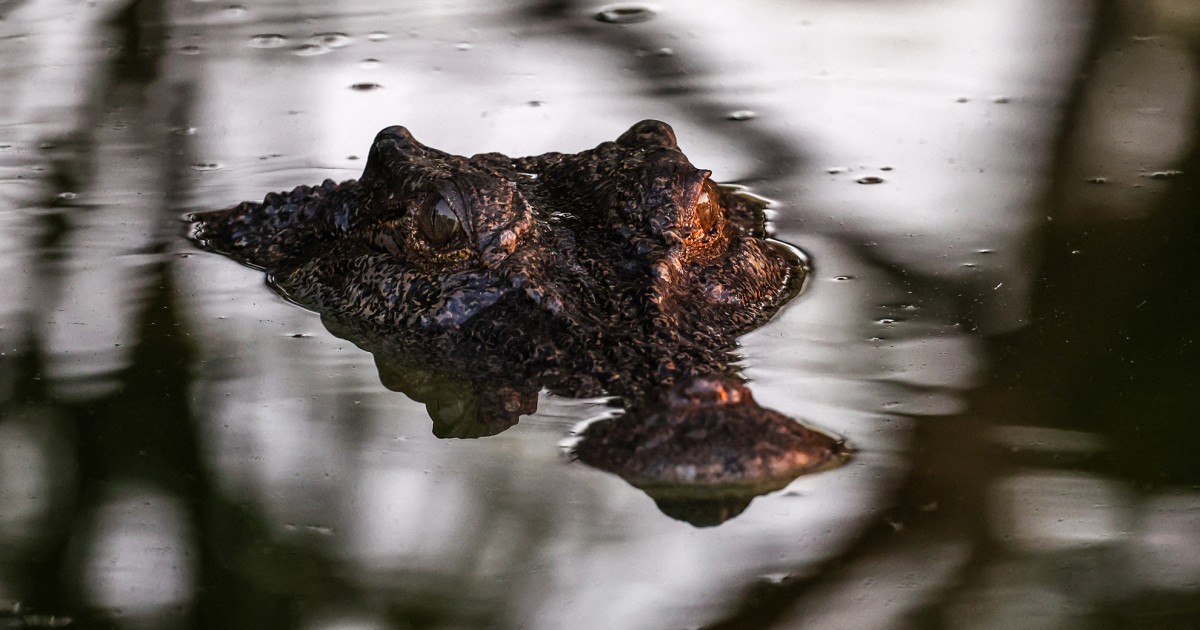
856;176;884;185
877;318;897;325
191;162;221;171
955;96;970;103
57;192;76;200
249;34;288;48
726;110;757;122
224;4;247;17
656;47;674;56
977;248;994;254
359;58;381;69
880;166;893;172
347;155;359;161
179;45;202;55
172;126;197;136
1087;177;1108;184
528;100;544;107
291;44;327;56
595;6;655;24
0;144;11;150
311;32;351;49
991;95;1011;104
350;82;382;91
455;42;473;51
367;31;390;41
832;275;854;282
1146;170;1183;179
826;167;848;175
112;121;128;130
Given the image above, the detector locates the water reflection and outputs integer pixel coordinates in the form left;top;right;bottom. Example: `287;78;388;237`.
3;0;1200;627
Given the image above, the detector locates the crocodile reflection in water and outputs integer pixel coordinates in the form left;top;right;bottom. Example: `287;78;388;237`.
189;120;848;526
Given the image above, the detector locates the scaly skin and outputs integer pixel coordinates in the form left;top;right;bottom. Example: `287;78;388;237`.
190;120;847;526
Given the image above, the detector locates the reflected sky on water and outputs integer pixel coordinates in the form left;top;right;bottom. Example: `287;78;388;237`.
2;0;1200;628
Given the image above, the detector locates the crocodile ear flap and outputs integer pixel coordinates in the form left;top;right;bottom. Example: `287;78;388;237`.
616;120;679;150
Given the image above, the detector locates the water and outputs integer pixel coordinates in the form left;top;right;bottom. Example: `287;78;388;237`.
2;0;1200;628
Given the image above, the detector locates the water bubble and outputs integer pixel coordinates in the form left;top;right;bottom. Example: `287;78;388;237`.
760;573;790;585
191;162;221;171
224;4;247;17
179;45;202;55
880;166;893;172
367;31;390;42
455;42;473;51
856;176;884;185
976;248;995;254
57;192;77;200
0;144;11;150
311;32;351;49
1087;176;1108;184
249;34;288;48
291;44;327;56
347;155;359;161
172;126;197;136
954;96;970;103
656;47;675;56
832;275;855;281
350;82;382;91
990;95;1011;104
528;100;545;107
359;58;381;69
111;121;128;130
877;318;898;325
825;167;848;174
595;6;655;24
726;110;757;122
1146;170;1183;179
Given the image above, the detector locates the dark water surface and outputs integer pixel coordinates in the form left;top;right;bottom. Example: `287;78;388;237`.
3;0;1200;628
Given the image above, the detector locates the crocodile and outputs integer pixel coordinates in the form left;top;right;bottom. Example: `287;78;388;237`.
190;120;847;525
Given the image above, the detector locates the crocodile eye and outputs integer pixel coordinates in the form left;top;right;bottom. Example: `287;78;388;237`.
418;194;463;247
695;179;722;233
